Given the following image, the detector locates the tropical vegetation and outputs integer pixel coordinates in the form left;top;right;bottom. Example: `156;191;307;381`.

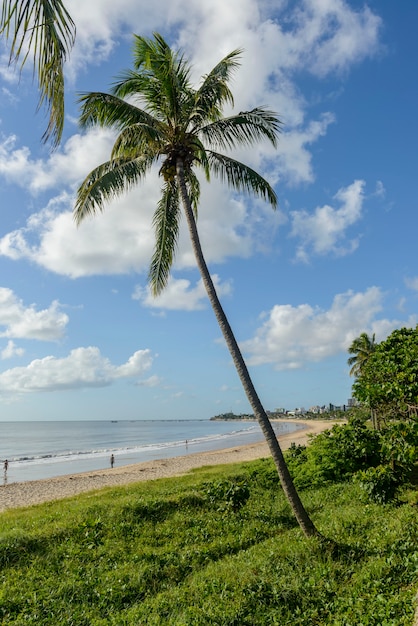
1;444;418;624
347;331;376;378
73;32;318;537
0;0;75;146
352;326;418;427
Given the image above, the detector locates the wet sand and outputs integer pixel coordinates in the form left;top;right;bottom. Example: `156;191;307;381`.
0;419;336;512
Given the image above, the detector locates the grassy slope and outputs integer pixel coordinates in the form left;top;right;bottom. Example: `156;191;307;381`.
1;459;417;625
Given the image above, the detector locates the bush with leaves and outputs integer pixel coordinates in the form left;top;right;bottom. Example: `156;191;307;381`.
353;326;418;423
204;478;250;513
379;421;418;481
354;465;398;504
286;416;418;503
286;417;381;489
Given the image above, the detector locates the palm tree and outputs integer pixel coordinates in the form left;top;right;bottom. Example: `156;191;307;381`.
348;332;376;378
348;332;377;428
74;33;319;538
0;0;75;147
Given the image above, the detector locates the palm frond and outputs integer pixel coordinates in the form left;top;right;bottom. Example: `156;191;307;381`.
74;155;155;225
207;151;277;207
347;332;376;377
78;92;159;132
200;107;281;150
189;136;211;181
1;0;75;147
111;123;164;160
149;179;181;296
130;33;192;124
191;49;242;126
111;69;158;107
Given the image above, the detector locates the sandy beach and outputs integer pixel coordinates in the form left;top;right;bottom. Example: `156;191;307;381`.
0;419;336;513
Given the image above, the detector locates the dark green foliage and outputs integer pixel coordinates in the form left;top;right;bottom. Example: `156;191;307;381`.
353;325;418;422
204;477;250;512
286;418;418;504
286;419;381;489
380;421;418;480
246;457;280;489
354;465;397;504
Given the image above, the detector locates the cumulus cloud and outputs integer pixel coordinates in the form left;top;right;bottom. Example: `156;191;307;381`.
1;340;24;360
290;180;365;262
241;287;417;370
0;288;68;341
0;347;153;394
0;178;157;278
0;145;263;277
285;0;382;77
277;113;335;185
61;0;381;80
0;1;383;279
0;129;116;194
133;275;232;311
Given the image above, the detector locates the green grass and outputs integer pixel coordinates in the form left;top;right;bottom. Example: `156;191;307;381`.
1;458;418;625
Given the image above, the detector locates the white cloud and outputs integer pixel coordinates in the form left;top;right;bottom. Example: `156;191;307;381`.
0;177;158;279
374;180;386;198
286;0;382;77
0;347;153;394
63;0;381;76
1;340;24;360
241;287;417;370
405;277;418;292
136;375;162;388
0;138;261;277
0;129;116;193
277;113;335;185
0;288;68;341
0;0;383;278
133;275;232;311
290;179;365;261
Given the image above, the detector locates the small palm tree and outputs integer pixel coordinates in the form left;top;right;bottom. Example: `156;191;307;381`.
348;331;377;428
348;332;376;378
1;0;75;147
74;33;319;538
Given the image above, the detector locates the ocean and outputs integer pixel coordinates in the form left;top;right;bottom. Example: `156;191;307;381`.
0;419;304;484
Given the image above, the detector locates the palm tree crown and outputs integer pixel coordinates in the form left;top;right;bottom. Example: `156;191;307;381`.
348;332;376;378
75;33;279;291
74;33;319;538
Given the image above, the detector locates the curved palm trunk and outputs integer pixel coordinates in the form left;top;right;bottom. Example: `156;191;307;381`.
176;159;319;538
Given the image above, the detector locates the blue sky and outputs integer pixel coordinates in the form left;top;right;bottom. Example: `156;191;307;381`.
0;0;416;421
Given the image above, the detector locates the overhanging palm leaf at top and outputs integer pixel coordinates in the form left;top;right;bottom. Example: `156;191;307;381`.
0;0;75;147
75;33;320;538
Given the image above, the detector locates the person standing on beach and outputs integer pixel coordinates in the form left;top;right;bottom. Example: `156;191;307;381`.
3;460;8;473
110;454;114;468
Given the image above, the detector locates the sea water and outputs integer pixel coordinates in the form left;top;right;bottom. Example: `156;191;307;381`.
0;419;304;484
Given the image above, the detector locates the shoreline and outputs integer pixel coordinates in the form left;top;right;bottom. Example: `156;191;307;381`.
0;419;336;513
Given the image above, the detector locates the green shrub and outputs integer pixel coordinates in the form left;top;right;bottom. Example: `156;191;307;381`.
354;465;398;504
204;478;250;512
379;421;418;482
246;458;280;489
286;420;381;488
